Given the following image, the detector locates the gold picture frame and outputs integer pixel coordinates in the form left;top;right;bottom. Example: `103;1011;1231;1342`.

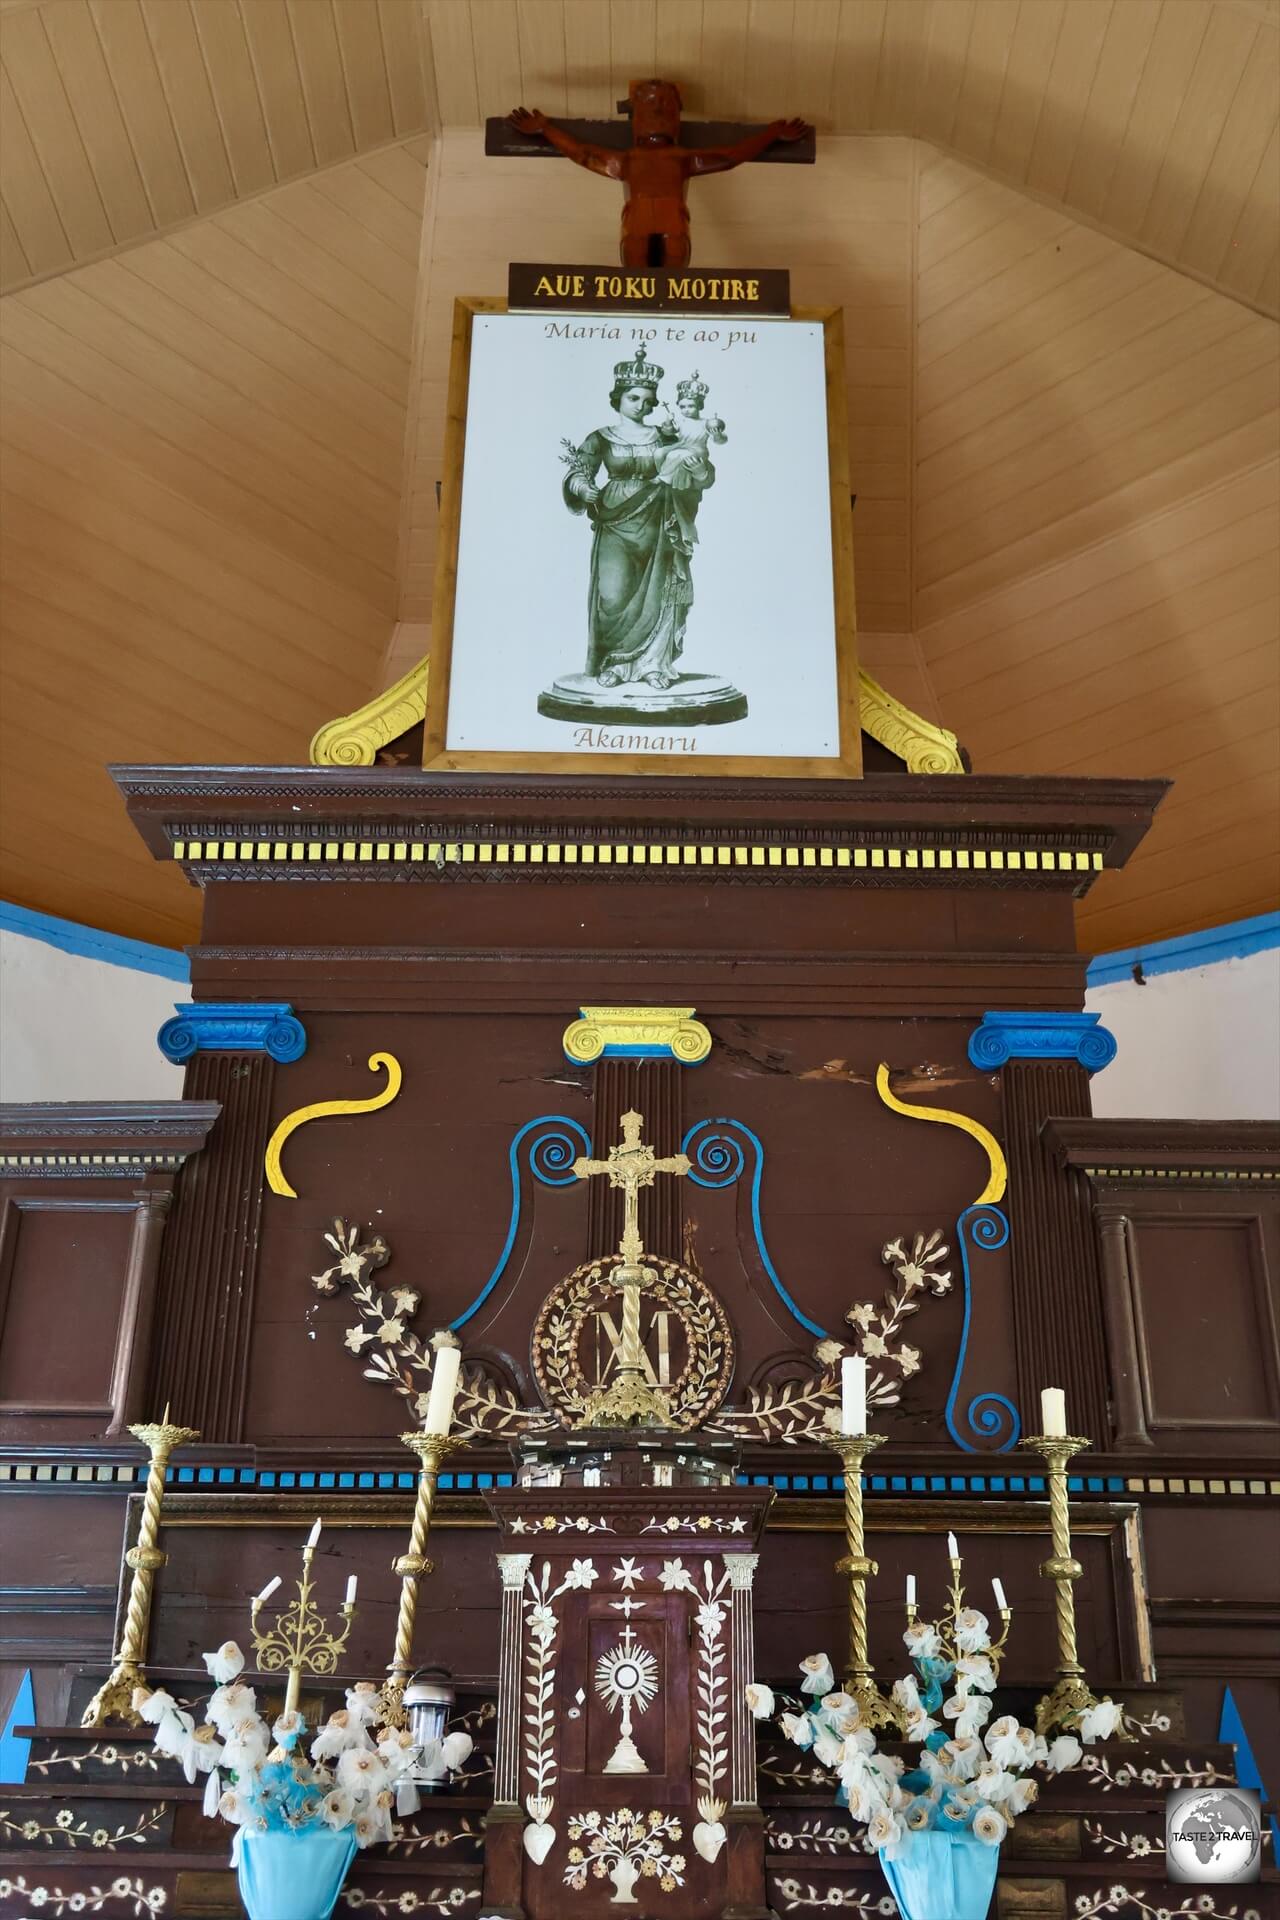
423;296;861;778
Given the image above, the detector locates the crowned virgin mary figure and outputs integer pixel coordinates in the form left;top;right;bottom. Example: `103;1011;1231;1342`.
539;344;747;729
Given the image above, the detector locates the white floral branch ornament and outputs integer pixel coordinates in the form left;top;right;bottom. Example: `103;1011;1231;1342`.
719;1231;951;1445
521;1556;599;1865
312;1219;555;1442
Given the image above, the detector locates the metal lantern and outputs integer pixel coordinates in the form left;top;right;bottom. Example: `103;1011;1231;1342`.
404;1671;456;1790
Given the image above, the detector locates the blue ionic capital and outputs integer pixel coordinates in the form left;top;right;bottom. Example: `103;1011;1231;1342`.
158;1001;307;1064
968;1011;1117;1074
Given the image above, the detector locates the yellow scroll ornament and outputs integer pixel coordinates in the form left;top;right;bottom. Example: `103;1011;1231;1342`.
264;1052;402;1199
874;1062;1007;1207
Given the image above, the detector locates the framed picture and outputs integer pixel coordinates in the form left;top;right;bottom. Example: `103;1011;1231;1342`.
424;296;860;777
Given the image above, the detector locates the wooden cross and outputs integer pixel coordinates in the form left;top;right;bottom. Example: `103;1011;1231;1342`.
573;1109;690;1270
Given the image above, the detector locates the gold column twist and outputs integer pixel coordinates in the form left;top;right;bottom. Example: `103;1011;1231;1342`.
1019;1431;1130;1740
250;1532;356;1718
377;1429;462;1728
830;1434;903;1734
82;1409;200;1728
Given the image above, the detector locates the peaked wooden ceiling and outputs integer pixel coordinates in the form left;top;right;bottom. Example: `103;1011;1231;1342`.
0;0;1277;956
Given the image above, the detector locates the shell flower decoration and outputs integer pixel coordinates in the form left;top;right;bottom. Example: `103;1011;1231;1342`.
136;1640;472;1859
770;1605;1118;1860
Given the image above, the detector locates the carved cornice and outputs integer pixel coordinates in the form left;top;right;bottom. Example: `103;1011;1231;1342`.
0;1101;220;1178
969;1011;1118;1073
1044;1119;1280;1185
156;1001;307;1063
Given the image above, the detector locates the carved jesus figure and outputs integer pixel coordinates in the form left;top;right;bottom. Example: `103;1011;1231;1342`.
509;78;809;269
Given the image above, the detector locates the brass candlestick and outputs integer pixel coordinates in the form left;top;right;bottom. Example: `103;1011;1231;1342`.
377;1429;462;1728
82;1409;200;1728
905;1545;1012;1675
1019;1431;1130;1740
250;1532;356;1718
830;1434;902;1733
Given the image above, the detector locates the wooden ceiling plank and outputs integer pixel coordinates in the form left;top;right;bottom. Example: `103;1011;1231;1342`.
38;0;155;246
0;847;198;952
354;139;433;215
1179;53;1278;281
311;154;426;265
948;0;1019;170
421;0;479;123
212;196;414;355
85;0;196;229
829;0;888;130
286;0;357;165
608;0;655;106
562;0;612;116
655;0;703;105
787;0;839;127
1256;246;1280;312
265;172;420;308
912;0;970;150
700;0;755;121
1214;117;1280;301
1076;848;1280;939
0;372;396;650
869;0;925;134
917;148;981;221
472;0;522;119
1;5;114;255
918;198;1076;317
377;0;432;136
919;220;1106;363
1025;0;1113;202
126;234;407;461
0;196;31;286
914;407;1279;625
1140;1;1261;261
239;0;316;177
189;0;276;198
1061;0;1159;221
988;0;1066;183
0;69;74;277
332;0;397;149
168;217;409;402
1099;0;1211;238
516;0;567;114
7;277;400;579
744;0;795;127
138;0;236;212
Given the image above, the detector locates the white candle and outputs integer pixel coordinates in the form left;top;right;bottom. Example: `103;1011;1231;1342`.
841;1355;867;1435
947;1532;959;1562
1041;1387;1067;1437
906;1574;916;1605
345;1575;358;1607
425;1343;462;1435
992;1577;1007;1612
306;1518;322;1549
253;1575;281;1605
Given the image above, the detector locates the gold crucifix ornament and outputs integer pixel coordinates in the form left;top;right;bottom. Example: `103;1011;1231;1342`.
571;1111;690;1428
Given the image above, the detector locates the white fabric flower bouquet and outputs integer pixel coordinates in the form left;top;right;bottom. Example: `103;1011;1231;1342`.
134;1641;473;1859
768;1623;1116;1858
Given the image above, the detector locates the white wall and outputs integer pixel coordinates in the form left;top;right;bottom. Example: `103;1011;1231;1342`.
0;923;185;1104
1086;945;1280;1122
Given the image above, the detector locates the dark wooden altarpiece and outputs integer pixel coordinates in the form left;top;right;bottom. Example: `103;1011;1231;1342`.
1;753;1277;1919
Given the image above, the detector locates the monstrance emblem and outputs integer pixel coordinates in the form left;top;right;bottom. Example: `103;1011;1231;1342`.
595;1625;660;1774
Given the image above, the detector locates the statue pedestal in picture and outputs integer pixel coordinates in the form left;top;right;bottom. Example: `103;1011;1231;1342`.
538;671;747;728
481;1450;774;1920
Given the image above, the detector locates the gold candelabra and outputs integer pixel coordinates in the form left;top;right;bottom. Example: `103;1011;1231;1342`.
250;1530;356;1718
830;1433;902;1734
1019;1431;1130;1740
377;1428;461;1728
82;1408;200;1728
905;1543;1012;1675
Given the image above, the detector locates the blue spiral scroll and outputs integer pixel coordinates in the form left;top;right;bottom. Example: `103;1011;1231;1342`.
450;1116;592;1331
944;1204;1020;1452
681;1118;827;1341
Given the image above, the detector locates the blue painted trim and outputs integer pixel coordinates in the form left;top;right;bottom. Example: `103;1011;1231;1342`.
1219;1686;1279;1857
944;1205;1021;1453
969;1011;1117;1073
157;1001;307;1063
0;900;188;983
1087;910;1280;987
0;1669;34;1784
449;1115;592;1331
682;1118;827;1340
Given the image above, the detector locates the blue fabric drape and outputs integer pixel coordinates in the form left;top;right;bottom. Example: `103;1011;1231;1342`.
879;1829;1000;1920
237;1828;357;1920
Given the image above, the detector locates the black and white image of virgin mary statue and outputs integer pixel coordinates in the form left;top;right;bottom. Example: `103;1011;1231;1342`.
539;343;748;727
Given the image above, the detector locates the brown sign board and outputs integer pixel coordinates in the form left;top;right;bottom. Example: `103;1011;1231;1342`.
508;263;790;317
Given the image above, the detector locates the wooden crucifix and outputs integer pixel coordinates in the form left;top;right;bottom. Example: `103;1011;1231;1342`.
489;78;814;269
